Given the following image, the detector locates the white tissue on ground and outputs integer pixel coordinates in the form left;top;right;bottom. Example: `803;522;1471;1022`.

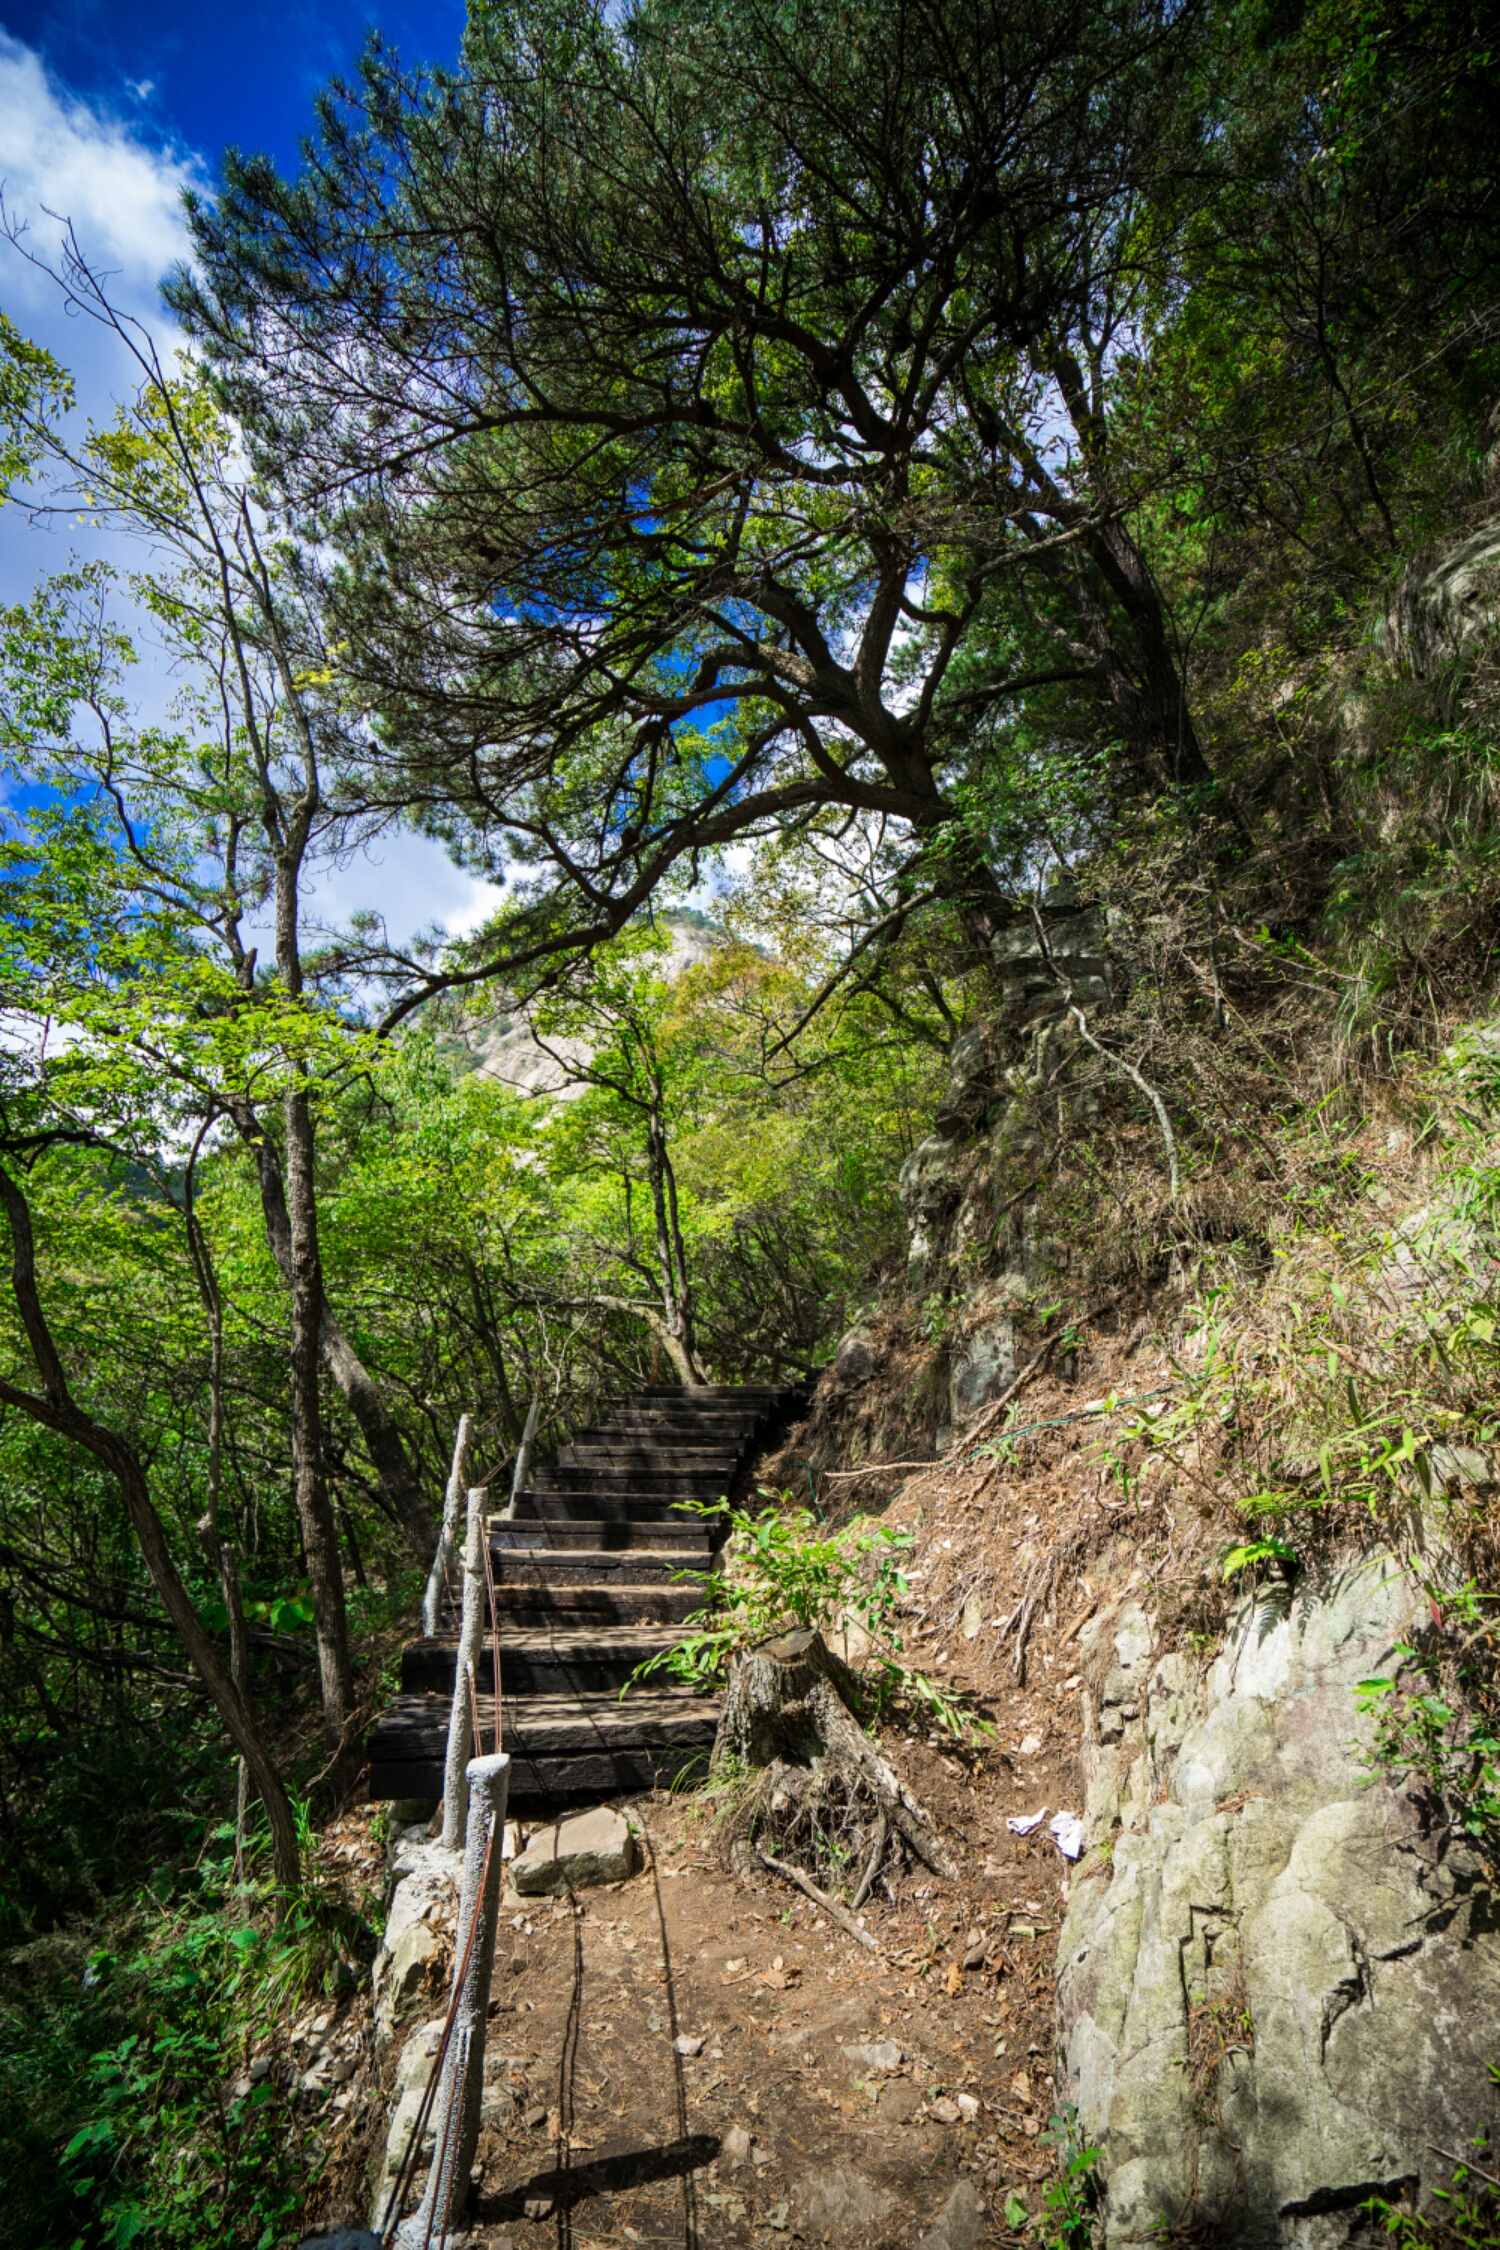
1049;1810;1085;1859
1005;1807;1048;1835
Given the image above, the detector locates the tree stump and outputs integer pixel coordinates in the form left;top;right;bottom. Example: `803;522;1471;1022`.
714;1627;957;1880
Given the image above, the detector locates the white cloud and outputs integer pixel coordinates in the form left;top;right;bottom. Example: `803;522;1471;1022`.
0;33;200;328
0;35;204;615
0;41;508;958
312;832;507;944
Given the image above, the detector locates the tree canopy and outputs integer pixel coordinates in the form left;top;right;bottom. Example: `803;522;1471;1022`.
164;0;1500;1007
172;0;1243;996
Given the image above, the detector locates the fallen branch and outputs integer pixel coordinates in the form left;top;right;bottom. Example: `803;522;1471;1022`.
1428;2144;1500;2193
756;1847;879;1953
821;1457;962;1480
1061;1597;1099;1643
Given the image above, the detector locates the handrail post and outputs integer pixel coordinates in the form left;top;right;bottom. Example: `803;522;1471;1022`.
399;1750;509;2247
439;1484;489;1850
422;1413;473;1640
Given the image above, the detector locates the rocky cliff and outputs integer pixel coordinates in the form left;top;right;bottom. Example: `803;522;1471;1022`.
1060;1560;1500;2244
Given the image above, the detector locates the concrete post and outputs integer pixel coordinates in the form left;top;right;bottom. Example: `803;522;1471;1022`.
499;1392;541;1522
400;1751;509;2248
422;1413;474;1641
439;1485;488;1851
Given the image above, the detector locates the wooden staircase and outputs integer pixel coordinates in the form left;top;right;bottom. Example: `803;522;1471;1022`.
366;1385;805;1807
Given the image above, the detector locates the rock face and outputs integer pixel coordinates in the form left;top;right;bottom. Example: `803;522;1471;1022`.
470;912;722;1099
989;896;1113;1021
511;1804;637;1895
834;1327;878;1385
917;2180;985;2250
1057;1559;1500;2245
373;1833;459;2043
1378;516;1500;678
950;1314;1016;1422
790;2164;893;2231
372;2017;446;2221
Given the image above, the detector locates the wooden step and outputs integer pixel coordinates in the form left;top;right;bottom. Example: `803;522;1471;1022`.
599;1409;765;1431
481;1518;711;1553
402;1624;687;1696
505;1493;723;1526
368;1689;717;1803
633;1384;799;1400
369;1380;803;1811
558;1444;741;1468
532;1469;733;1497
462;1582;703;1625
479;1547;701;1587
373;1742;712;1804
601;1400;765;1417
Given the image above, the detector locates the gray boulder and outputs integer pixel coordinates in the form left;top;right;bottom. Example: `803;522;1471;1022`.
834;1327;877;1385
917;2181;985;2250
511;1805;637;1895
791;2165;893;2231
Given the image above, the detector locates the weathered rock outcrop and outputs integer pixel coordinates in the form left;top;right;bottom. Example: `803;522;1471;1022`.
1057;1560;1500;2245
898;891;1123;1293
373;1827;460;2044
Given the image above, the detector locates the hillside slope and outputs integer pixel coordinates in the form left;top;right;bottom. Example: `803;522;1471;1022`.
760;592;1500;2240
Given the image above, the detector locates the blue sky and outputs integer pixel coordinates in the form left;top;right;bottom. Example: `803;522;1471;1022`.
0;0;465;176
0;0;516;944
0;1;740;942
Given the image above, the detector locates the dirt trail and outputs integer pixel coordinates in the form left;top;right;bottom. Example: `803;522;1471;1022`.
402;1323;1166;2245
466;1708;1080;2247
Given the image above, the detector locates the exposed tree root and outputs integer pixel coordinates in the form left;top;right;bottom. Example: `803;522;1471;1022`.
754;1846;880;1951
712;1627;959;1893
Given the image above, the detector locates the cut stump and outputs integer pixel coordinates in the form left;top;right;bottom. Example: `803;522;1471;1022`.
714;1627;957;1880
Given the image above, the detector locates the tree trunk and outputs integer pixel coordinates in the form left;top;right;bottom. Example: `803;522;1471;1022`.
319;1311;438;1559
186;1159;255;1877
1090;517;1214;791
283;1084;351;1735
0;1162;302;1894
646;1107;706;1385
230;1103;438;1562
715;1628;956;1879
499;1393;542;1523
1044;348;1214;795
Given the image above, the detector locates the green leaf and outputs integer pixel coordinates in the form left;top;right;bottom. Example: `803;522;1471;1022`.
1222;1539;1298;1580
